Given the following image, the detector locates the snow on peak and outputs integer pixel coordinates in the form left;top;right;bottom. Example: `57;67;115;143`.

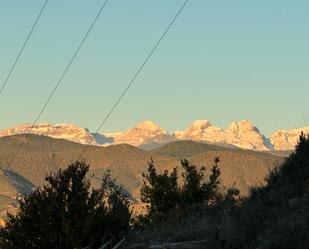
270;127;309;150
2;120;307;151
175;120;226;143
174;119;272;151
191;120;212;130
226;120;272;150
0;121;169;148
135;120;163;131
0;123;97;145
111;120;167;146
229;120;254;131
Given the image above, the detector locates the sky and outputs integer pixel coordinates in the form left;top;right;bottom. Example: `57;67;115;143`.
0;0;308;136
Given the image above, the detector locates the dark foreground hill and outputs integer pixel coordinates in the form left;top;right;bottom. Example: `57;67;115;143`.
0;134;284;220
132;135;309;249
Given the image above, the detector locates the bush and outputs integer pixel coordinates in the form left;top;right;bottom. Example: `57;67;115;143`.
139;157;223;225
0;161;131;249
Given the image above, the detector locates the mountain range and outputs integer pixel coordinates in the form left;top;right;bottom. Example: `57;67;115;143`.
0;133;285;222
0;120;308;151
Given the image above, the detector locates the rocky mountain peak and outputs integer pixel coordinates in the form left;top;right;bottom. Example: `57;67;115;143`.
0;123;97;145
175;119;226;143
271;127;309;150
174;119;272;151
110;121;167;146
135;120;164;131
2;120;309;151
191;120;212;130
226;120;272;150
228;120;255;132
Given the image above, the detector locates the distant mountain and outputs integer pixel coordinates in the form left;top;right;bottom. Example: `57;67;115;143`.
0;123;97;145
1;120;308;151
225;120;273;150
271;127;309;150
174;120;226;143
174;120;273;151
104;120;168;146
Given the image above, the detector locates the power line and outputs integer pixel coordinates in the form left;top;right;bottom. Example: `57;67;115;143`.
0;0;49;97
79;0;189;159
6;0;110;168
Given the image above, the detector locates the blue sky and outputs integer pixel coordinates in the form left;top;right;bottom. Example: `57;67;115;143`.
0;0;308;136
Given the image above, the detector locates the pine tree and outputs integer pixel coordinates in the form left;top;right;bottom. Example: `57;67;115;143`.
181;158;207;205
140;159;180;221
139;157;222;225
205;157;221;203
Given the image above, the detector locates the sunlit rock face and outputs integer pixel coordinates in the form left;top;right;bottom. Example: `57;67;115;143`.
174;120;227;143
2;120;307;151
0;123;97;145
174;120;273;151
107;120;168;146
271;128;309;150
225;120;273;151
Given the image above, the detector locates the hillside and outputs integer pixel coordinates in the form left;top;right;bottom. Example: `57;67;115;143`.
218;134;309;248
151;140;283;195
151;140;240;158
0;134;284;220
0;134;174;191
129;135;309;249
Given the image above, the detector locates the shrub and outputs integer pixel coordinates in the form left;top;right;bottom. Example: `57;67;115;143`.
139;157;223;225
0;161;131;249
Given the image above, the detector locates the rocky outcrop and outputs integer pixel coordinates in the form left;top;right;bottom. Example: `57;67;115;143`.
271;128;309;150
225;121;273;150
174;120;273;151
2;120;308;151
107;120;168;146
0;123;97;145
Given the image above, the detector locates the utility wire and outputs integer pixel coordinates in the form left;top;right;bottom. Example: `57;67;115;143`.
0;0;49;97
6;0;110;168
79;0;189;159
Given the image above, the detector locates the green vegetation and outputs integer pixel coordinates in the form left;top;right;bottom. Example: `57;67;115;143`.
0;161;131;249
136;157;236;228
